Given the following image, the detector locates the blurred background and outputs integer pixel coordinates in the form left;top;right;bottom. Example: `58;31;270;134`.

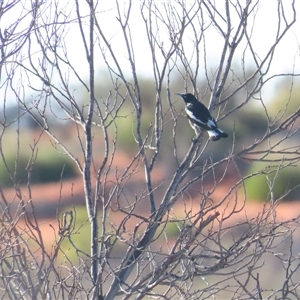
1;1;300;298
1;71;300;206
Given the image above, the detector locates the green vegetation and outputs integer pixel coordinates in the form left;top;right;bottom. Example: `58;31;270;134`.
0;148;77;187
111;107;155;154
163;220;185;239
58;207;125;263
59;206;91;262
245;164;300;202
112;111;138;153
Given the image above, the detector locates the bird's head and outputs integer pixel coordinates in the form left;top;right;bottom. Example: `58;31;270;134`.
176;93;197;103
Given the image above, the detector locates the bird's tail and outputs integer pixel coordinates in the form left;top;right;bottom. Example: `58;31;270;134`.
207;128;228;141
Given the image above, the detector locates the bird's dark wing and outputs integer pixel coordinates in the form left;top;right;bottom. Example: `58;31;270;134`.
185;102;217;130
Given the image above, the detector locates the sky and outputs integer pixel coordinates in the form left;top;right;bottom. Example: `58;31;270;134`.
64;1;300;77
1;0;300;105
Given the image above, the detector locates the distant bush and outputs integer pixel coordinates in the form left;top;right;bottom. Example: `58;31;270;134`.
245;164;300;202
113;113;137;153
0;155;29;186
32;150;77;183
0;149;77;187
112;109;154;154
59;206;91;262
58;207;123;263
162;220;185;239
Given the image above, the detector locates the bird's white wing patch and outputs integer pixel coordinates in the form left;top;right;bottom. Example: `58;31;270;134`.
185;108;216;128
206;119;216;128
207;130;218;138
185;109;206;125
217;128;225;134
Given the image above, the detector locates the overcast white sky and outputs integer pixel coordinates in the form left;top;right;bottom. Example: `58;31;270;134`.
64;0;299;77
1;0;300;104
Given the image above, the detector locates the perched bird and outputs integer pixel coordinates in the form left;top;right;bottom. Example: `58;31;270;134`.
177;93;228;141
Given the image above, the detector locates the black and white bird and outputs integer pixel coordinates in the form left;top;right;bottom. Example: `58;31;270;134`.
177;93;228;141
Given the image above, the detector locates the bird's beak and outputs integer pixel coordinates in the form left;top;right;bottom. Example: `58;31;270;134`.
175;93;183;96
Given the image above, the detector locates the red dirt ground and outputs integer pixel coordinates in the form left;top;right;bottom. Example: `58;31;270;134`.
3;142;299;249
9;173;300;251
